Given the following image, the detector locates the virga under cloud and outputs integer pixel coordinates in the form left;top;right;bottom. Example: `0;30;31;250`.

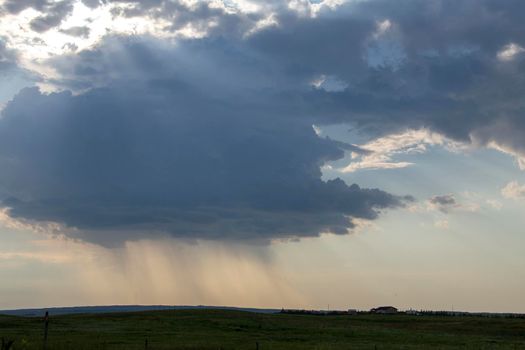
1;0;525;245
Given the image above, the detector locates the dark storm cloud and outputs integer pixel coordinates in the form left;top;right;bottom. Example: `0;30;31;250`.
0;82;407;245
0;35;412;245
255;0;525;158
3;0;525;243
345;0;525;136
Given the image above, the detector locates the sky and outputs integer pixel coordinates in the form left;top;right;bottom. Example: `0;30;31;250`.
0;0;525;313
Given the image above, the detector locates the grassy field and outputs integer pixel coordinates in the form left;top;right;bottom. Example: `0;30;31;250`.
1;309;525;349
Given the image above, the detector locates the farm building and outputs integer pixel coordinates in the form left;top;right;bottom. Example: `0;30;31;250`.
370;306;398;314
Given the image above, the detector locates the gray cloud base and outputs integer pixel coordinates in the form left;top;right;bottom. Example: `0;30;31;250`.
0;81;407;245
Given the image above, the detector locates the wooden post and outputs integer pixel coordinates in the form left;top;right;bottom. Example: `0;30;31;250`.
256;341;259;350
144;339;148;350
2;338;15;350
43;311;49;350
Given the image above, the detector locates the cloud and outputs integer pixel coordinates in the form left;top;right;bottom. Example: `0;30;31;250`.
501;181;525;200
0;36;411;245
0;40;18;72
60;26;91;38
0;208;66;234
80;0;101;8
497;43;525;62
340;129;462;173
3;0;525;243
425;193;481;214
311;74;348;92
0;39;35;108
29;0;74;32
485;139;525;171
429;194;457;214
179;0;525;169
2;0;75;33
2;0;50;14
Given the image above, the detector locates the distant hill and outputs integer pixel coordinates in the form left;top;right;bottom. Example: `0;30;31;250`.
0;305;280;317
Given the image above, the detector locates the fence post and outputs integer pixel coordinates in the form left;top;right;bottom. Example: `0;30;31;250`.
1;338;15;350
43;311;49;350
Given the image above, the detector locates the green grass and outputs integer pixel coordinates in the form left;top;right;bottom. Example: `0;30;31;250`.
1;309;525;349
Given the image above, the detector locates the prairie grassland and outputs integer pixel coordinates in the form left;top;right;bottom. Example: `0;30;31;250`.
1;309;525;349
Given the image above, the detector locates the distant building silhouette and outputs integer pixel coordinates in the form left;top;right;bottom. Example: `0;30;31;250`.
370;306;398;314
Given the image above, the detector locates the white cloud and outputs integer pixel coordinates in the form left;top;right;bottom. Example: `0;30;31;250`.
288;0;349;18
244;12;278;37
342;160;413;172
311;74;348;92
373;19;392;38
287;0;313;17
486;141;525;170
501;181;525;199
340;129;465;173
0;0;220;70
0;208;66;235
497;43;525;62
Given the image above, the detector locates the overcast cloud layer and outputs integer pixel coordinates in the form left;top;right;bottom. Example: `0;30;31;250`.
1;0;525;244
